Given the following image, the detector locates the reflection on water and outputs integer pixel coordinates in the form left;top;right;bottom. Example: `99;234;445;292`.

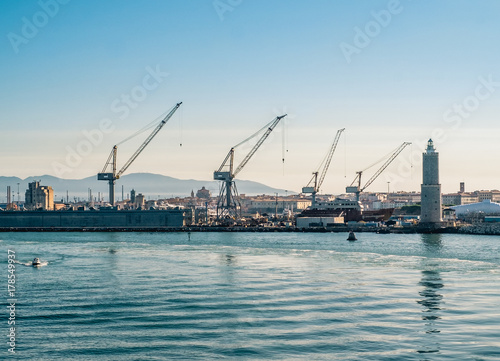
102;234;122;292
421;233;443;253
417;234;444;354
7;232;500;360
224;254;236;266
219;253;238;286
418;269;443;326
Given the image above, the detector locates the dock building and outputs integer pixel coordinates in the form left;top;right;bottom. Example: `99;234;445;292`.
25;181;54;210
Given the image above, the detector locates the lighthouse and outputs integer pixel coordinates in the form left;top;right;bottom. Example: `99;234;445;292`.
420;139;442;226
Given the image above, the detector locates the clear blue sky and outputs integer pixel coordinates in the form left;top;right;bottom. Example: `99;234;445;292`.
1;0;500;194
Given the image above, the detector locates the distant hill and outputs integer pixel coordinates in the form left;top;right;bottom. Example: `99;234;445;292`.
0;173;294;202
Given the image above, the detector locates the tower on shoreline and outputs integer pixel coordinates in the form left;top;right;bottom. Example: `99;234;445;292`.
420;139;442;226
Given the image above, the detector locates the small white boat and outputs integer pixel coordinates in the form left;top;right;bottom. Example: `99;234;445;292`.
32;258;42;266
347;231;357;241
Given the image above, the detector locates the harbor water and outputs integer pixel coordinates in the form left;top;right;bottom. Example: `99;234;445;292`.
2;232;500;360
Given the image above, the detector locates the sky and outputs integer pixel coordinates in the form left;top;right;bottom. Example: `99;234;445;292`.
1;0;500;196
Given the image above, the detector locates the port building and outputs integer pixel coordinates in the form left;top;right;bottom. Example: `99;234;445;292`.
25;181;54;210
451;200;500;217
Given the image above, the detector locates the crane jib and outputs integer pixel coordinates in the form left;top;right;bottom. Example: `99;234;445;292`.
97;102;182;206
213;114;287;220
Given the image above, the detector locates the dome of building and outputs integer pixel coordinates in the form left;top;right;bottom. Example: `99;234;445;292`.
451;200;500;216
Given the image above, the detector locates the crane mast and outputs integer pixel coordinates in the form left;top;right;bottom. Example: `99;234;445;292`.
213;114;286;220
302;128;345;208
346;141;411;201
97;102;182;206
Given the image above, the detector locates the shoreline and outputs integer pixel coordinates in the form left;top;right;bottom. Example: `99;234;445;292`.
0;225;464;234
2;224;499;235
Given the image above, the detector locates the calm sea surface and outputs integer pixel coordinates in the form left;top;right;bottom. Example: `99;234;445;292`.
2;232;500;360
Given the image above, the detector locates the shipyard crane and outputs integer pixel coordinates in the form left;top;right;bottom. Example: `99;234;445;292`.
346;141;411;202
302;128;345;208
214;114;287;220
98;102;182;206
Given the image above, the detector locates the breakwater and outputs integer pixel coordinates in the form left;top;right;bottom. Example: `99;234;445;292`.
458;223;500;235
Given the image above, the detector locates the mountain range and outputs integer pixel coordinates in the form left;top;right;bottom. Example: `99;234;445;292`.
0;173;294;202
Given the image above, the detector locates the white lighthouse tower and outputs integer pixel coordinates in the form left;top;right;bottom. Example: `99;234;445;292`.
420;139;442;226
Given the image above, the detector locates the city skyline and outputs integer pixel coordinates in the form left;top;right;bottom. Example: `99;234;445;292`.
1;0;500;194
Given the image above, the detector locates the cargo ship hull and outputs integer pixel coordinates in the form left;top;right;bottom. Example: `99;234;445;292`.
299;198;394;223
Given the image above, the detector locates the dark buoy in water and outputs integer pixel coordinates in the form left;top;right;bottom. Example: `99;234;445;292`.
347;231;357;241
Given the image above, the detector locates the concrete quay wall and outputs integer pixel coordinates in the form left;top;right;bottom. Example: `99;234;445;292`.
0;209;185;229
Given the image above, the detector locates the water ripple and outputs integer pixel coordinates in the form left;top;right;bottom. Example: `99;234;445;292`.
3;232;500;360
